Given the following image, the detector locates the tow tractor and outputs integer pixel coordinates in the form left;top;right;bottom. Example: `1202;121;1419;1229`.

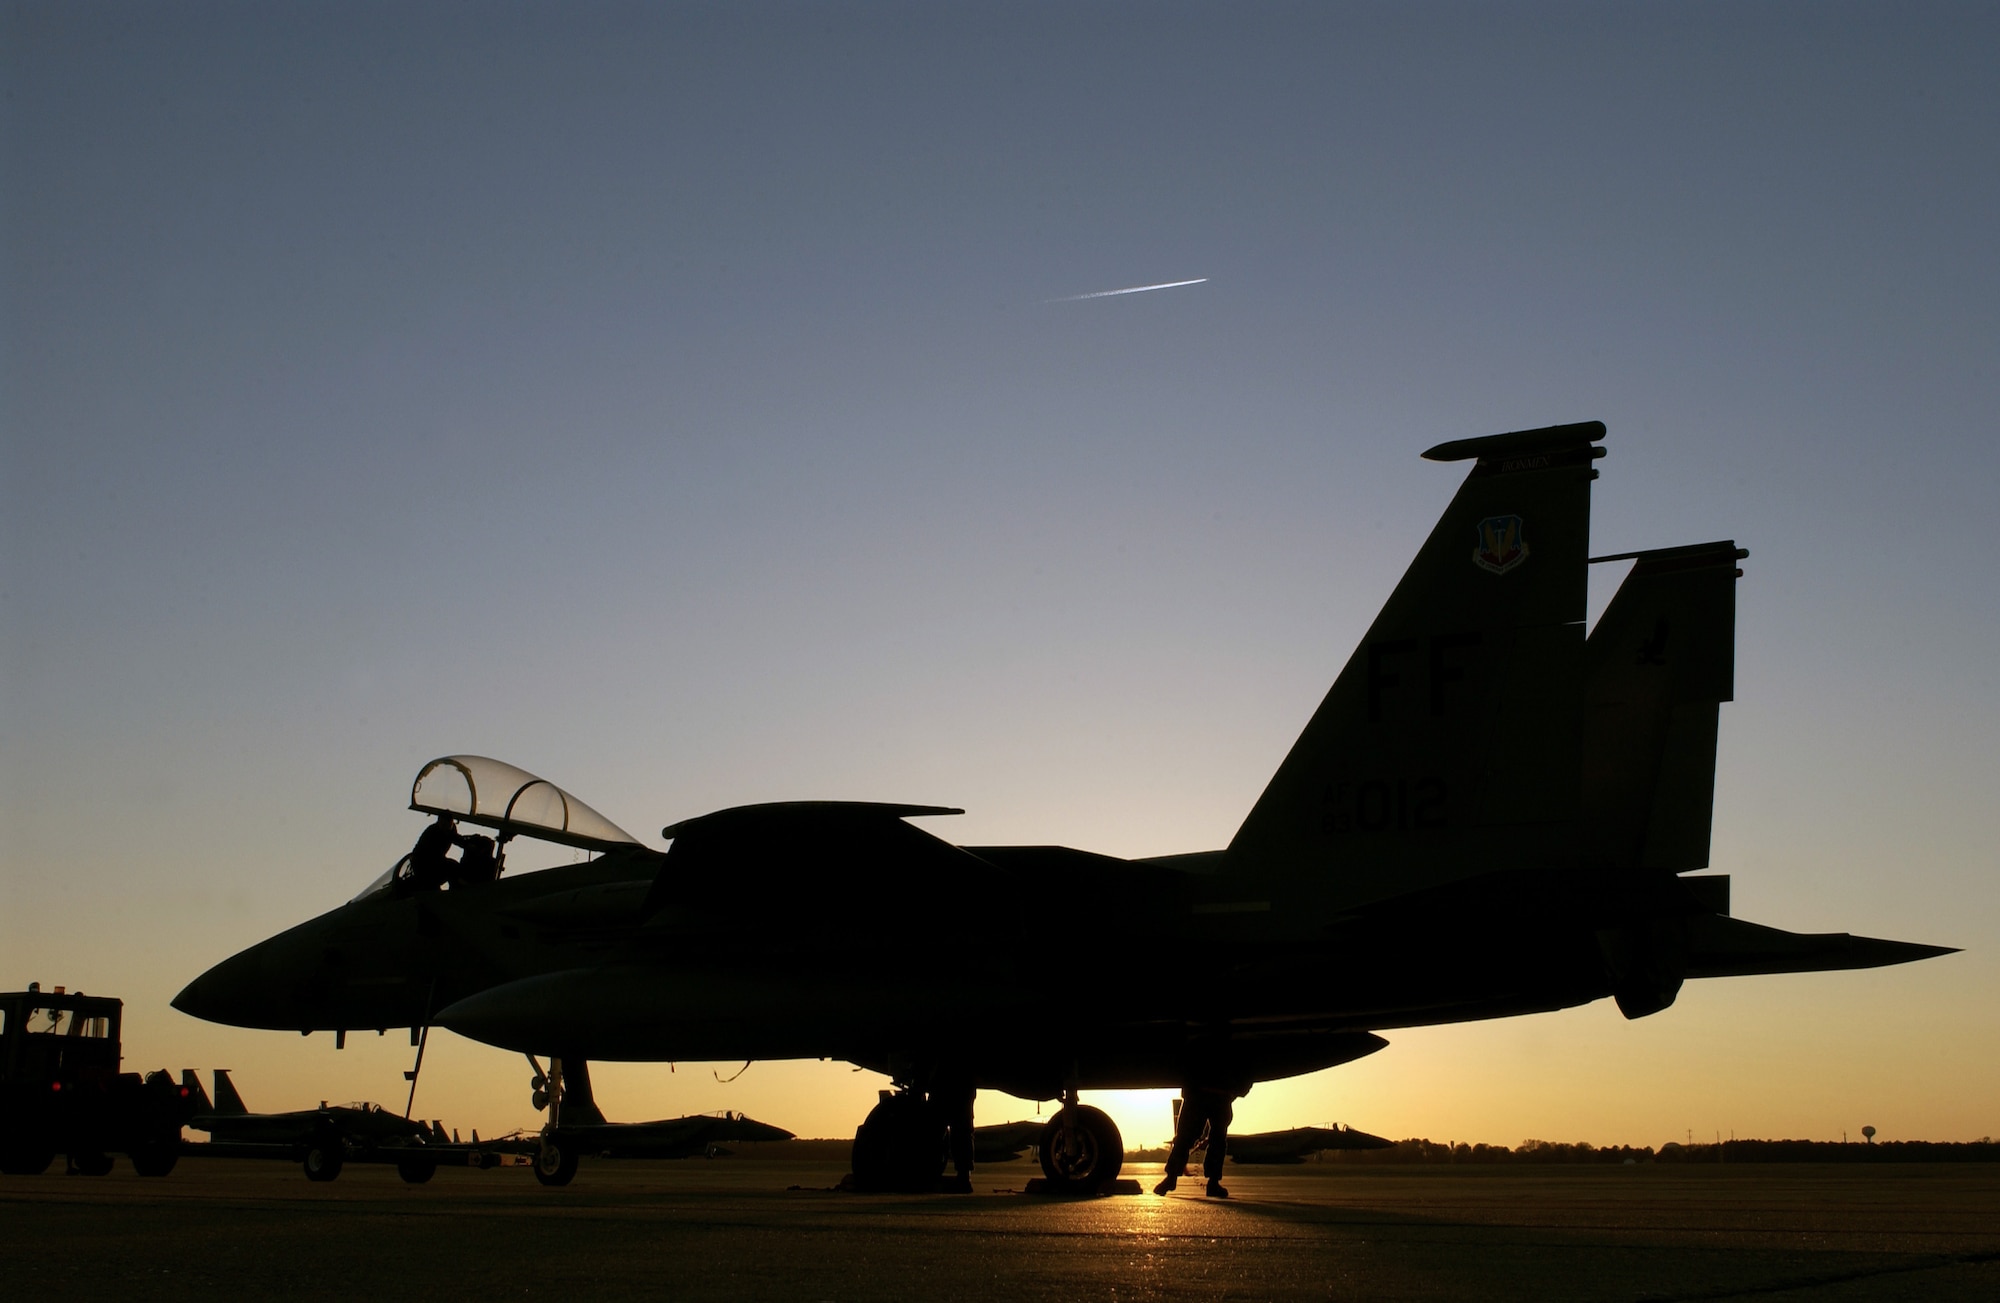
0;983;195;1176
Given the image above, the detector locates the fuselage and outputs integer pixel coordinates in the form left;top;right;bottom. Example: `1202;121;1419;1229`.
174;840;1669;1100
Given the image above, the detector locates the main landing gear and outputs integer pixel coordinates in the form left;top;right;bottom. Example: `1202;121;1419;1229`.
849;1090;946;1193
848;1066;977;1194
847;1077;1126;1196
1037;1091;1123;1195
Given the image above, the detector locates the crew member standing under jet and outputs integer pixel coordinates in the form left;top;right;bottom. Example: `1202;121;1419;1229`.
1155;1085;1235;1198
938;1076;976;1193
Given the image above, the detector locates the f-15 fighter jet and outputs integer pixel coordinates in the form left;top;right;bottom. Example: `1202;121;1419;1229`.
175;421;1953;1195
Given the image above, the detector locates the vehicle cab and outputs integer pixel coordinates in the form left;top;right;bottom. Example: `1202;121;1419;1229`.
1;983;123;1096
0;982;189;1177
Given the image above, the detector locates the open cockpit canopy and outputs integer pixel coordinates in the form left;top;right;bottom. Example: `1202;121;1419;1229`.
350;757;647;904
409;755;642;853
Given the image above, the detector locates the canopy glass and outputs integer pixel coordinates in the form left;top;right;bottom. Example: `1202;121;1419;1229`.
409;755;641;851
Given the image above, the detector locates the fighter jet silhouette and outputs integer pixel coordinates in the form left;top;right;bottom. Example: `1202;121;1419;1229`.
175;421;1953;1195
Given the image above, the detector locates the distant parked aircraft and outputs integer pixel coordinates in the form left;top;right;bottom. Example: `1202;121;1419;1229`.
184;1068;440;1181
522;1056;791;1177
1222;1124;1394;1164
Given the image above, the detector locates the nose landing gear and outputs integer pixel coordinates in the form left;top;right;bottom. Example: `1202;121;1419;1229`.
526;1054;582;1187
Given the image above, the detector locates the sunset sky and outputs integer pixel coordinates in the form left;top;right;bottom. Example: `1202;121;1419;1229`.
5;2;1996;1151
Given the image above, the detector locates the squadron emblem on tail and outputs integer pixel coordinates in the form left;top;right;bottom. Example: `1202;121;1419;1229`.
1472;514;1529;574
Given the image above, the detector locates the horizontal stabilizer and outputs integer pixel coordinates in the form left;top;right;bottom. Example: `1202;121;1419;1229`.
1684;914;1956;979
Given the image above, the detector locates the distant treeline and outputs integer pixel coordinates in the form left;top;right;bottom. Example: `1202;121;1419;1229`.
1300;1137;2000;1164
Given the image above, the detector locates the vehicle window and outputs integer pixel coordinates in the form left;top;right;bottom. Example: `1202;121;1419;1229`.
31;1006;70;1035
77;1015;110;1038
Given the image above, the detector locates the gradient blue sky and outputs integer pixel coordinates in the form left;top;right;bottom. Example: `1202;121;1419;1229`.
5;2;1996;1148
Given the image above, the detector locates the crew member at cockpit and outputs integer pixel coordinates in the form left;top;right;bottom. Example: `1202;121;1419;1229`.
408;814;466;892
452;834;501;888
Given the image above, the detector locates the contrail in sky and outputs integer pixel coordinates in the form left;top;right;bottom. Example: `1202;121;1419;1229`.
1049;277;1209;302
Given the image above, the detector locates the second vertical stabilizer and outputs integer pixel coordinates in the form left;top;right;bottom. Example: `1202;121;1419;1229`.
1583;541;1748;873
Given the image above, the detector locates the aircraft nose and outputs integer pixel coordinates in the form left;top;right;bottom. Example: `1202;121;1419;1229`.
172;945;272;1027
169;974;212;1019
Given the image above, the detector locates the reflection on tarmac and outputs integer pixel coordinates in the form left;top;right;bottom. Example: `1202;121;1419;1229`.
5;1156;2000;1301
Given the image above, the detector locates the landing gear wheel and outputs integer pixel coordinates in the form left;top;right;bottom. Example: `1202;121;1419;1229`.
535;1137;578;1187
0;1146;56;1176
1039;1105;1123;1193
302;1139;345;1182
396;1155;438;1184
129;1142;179;1177
68;1151;115;1176
850;1093;945;1193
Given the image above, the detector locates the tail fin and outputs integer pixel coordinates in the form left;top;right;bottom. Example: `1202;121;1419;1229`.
559;1058;608;1126
1582;541;1748;872
212;1068;248;1116
1228;421;1603;907
180;1068;213;1115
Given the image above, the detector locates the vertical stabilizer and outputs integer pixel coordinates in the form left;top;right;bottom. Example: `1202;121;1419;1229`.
212;1067;248;1116
1228;422;1602;908
559;1057;608;1126
180;1068;212;1115
1583;541;1747;872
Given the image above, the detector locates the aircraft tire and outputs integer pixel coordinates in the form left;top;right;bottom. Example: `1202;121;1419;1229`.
1038;1105;1122;1193
128;1142;179;1177
68;1151;115;1177
302;1139;344;1182
0;1145;56;1176
397;1156;438;1184
534;1138;578;1187
849;1093;945;1193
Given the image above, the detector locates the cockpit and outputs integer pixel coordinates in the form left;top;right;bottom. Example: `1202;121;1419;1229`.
351;755;644;903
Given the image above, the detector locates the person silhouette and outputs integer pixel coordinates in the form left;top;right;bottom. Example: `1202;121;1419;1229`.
408;814;463;892
1154;1085;1234;1198
452;834;501;887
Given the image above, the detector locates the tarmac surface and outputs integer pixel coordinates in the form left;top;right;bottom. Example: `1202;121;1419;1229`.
5;1148;1998;1301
